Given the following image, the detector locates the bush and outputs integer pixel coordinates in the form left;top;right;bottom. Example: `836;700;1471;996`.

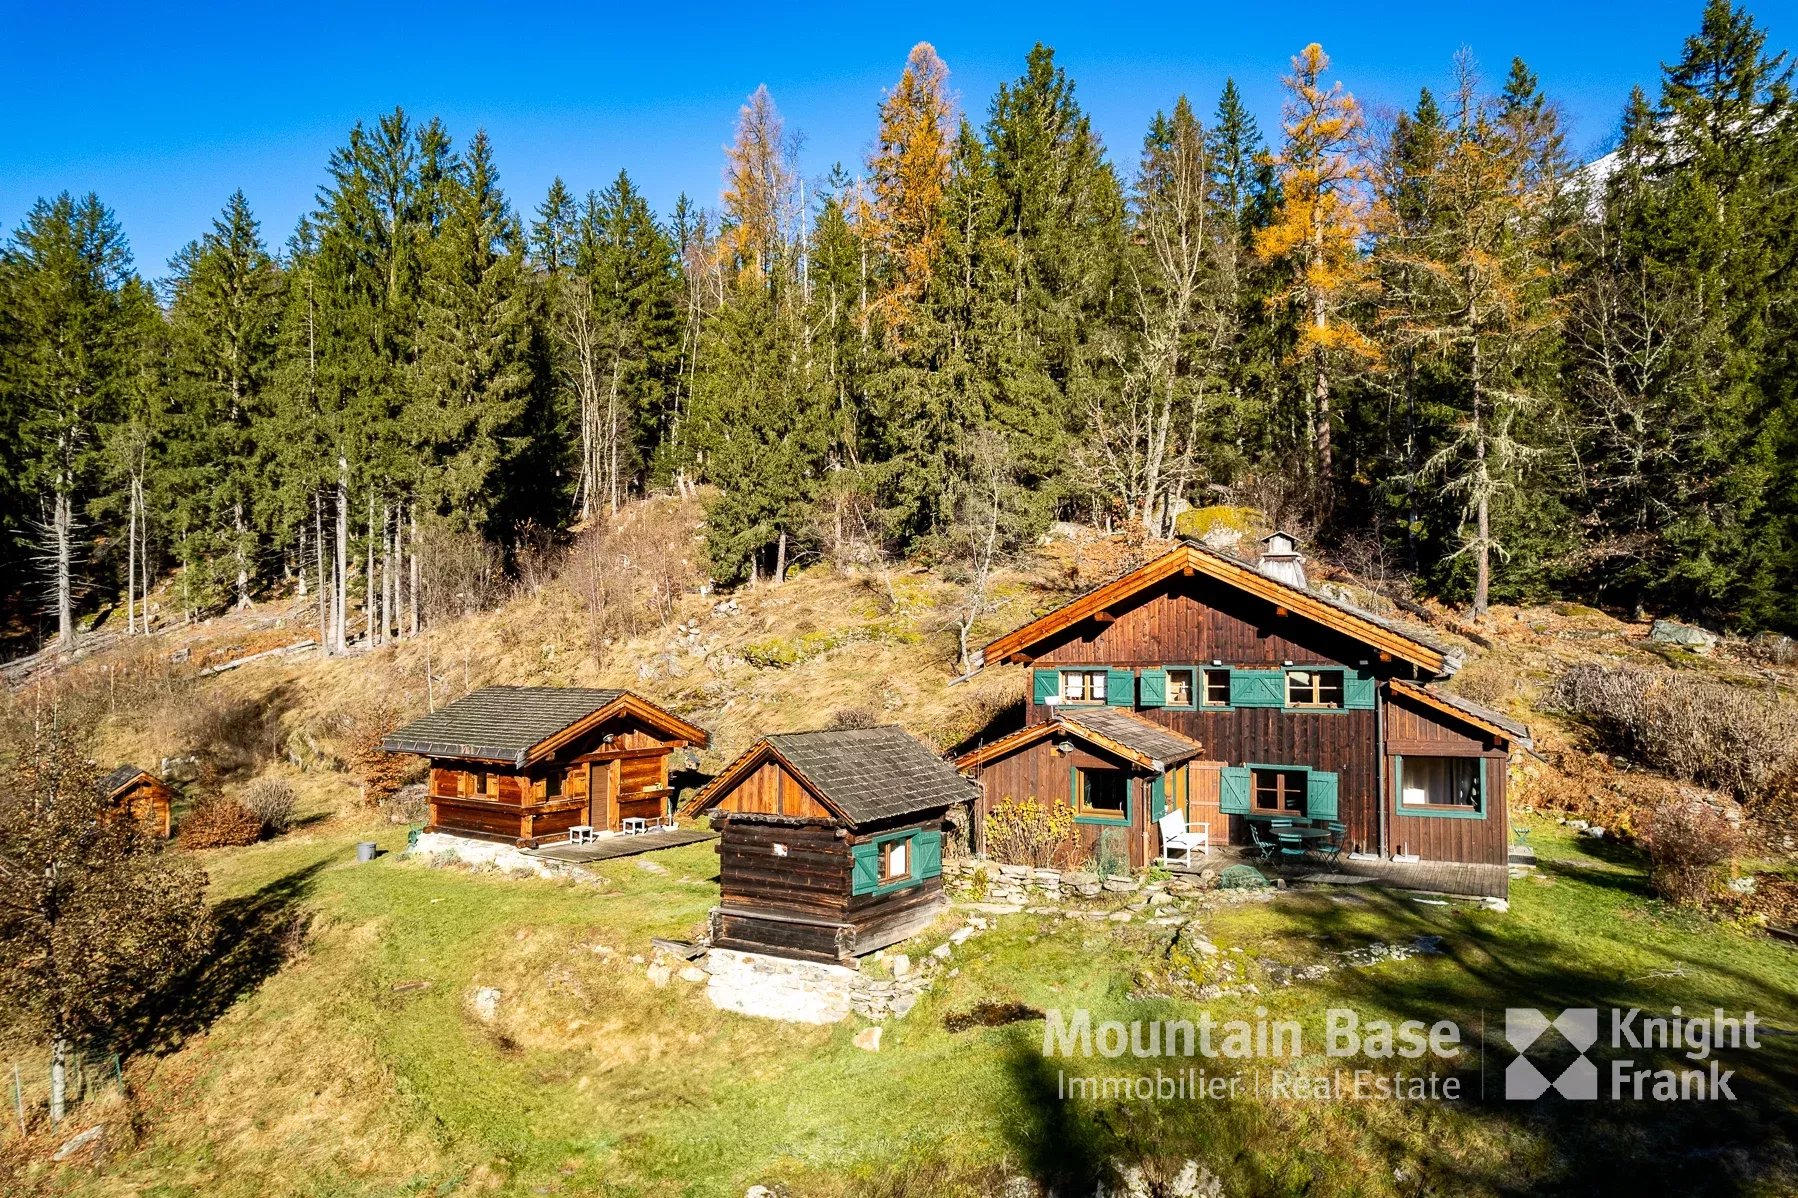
1640;798;1743;907
182;797;264;848
825;706;879;730
240;777;297;835
983;797;1077;868
162;693;284;779
1550;663;1798;806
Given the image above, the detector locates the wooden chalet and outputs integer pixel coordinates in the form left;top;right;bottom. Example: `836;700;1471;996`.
100;764;173;839
960;535;1531;877
686;726;975;964
381;687;709;847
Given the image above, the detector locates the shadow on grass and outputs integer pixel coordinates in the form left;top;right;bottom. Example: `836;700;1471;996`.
122;857;332;1056
999;1026;1110;1194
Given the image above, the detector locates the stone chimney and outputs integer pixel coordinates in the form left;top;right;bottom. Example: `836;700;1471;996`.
1257;531;1308;590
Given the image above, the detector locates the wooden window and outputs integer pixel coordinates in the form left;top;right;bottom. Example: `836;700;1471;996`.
1251;767;1308;814
1061;669;1107;704
1165;668;1195;707
1076;768;1129;819
1286;668;1345;709
1201;668;1231;707
545;770;563;798
469;770;498;797
1400;756;1481;810
879;836;911;883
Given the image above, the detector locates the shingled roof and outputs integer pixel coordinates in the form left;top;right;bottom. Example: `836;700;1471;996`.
700;726;977;827
98;764;152;797
380;686;706;767
1389;681;1533;749
953;708;1205;773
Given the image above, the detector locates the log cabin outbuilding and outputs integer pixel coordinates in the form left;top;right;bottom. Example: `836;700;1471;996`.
957;535;1530;881
380;686;709;847
685;726;975;965
100;764;173;839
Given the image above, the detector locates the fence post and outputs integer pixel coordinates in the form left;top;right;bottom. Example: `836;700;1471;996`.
11;1063;23;1135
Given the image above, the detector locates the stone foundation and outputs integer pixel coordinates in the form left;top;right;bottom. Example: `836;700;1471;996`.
702;947;936;1025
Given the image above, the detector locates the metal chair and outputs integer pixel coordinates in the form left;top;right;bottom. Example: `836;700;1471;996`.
1314;822;1346;865
1275;832;1309;868
1248;822;1279;862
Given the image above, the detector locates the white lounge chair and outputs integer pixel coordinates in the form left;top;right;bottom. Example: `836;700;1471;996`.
1157;810;1209;866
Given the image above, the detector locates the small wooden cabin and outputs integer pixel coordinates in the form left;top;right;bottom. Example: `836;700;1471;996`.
381;687;709;847
954;707;1210;871
686;726;976;965
964;538;1532;886
100;764;173;838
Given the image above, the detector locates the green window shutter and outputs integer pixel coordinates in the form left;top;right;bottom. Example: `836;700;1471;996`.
1344;669;1377;710
1139;668;1168;707
1149;773;1167;820
1307;770;1341;820
1230;669;1285;708
1106;667;1135;707
915;830;943;879
851;842;880;895
1219;766;1251;814
1033;669;1059;704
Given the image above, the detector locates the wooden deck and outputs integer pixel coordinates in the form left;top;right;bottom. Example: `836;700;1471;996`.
526;827;717;864
1177;846;1508;900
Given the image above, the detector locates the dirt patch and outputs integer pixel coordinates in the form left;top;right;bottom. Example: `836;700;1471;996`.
944;1001;1045;1033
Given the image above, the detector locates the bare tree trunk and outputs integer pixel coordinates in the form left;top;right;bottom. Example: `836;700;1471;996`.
48;1035;67;1123
233;501;251;611
126;474;139;635
605;357;623;515
335;460;349;653
1471;340;1490;619
408;505;420;637
315;493;328;659
51;481;75;651
773;530;787;587
366;492;377;647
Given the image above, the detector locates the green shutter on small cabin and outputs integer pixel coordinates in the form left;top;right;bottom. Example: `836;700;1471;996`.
1149;774;1167;820
1344;669;1377;710
1219;766;1251;814
1229;669;1285;708
1033;669;1059;705
851;842;880;895
1106;667;1135;707
915;830;943;879
1139;668;1168;707
1307;770;1341;820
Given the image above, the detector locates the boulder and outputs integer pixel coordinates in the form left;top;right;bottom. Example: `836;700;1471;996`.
1650;619;1719;655
470;987;502;1022
853;1026;883;1052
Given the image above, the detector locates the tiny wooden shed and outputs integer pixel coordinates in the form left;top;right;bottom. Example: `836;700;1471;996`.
686;726;976;964
381;686;709;847
100;764;173;839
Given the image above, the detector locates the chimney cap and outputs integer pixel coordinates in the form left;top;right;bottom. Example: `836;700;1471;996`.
1261;530;1302;555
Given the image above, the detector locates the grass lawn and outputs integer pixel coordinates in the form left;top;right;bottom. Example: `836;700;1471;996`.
10;817;1798;1197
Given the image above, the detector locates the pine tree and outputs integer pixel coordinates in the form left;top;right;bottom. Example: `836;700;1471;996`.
1255;43;1378;494
0;193;151;648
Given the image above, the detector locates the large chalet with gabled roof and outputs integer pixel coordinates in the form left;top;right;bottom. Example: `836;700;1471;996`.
954;534;1530;882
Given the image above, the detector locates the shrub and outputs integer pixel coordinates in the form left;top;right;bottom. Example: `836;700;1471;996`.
983;797;1077;868
1640;798;1743;907
182;797;264;848
1550;663;1798;807
825;706;880;730
382;783;430;827
240;777;297;835
162;693;283;779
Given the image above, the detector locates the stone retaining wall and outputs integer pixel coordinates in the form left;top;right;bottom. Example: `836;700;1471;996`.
702;947;934;1024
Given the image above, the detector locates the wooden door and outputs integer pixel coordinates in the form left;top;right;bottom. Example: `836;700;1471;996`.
588;761;616;830
1183;760;1225;845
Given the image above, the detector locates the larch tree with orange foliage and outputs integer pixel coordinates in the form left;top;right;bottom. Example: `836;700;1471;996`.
1255;43;1378;491
867;42;955;340
721;84;800;285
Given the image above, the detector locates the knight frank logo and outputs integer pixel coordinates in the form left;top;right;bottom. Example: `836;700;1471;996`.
1503;1006;1763;1101
1504;1008;1599;1100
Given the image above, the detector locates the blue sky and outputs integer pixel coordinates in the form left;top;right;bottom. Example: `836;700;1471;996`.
3;1;1790;277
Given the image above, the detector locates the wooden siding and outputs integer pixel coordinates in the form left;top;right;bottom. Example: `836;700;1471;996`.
421;709;686;845
706;759;835;820
711;814;947;963
1383;689;1509;867
113;777;173;839
964;736;1159;869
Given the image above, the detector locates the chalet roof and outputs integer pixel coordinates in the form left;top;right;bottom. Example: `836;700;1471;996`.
954;708;1205;773
695;726;977;827
380;686;708;767
1388;681;1533;749
99;764;152;797
977;540;1456;678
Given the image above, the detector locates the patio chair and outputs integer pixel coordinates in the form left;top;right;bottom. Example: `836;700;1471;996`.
1156;810;1209;867
1314;822;1346;865
1248;822;1279;862
1275;832;1309;868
